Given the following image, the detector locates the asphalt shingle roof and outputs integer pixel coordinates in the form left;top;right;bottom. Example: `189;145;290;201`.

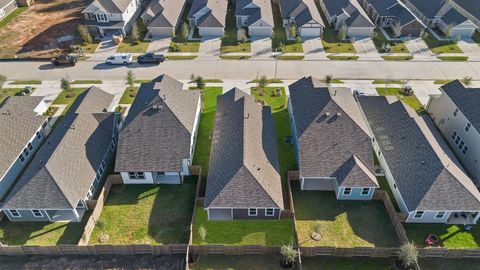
236;0;274;27
205;88;283;209
358;96;480;211
289;77;377;188
84;0;133;14
115;74;201;173
189;0;228;27
452;0;480;23
142;0;186;28
322;0;373;28
407;0;468;26
278;0;324;28
364;0;423;27
2;88;116;209
440;80;480;130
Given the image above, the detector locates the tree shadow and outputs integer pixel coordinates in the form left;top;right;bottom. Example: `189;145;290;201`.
35;0;87;13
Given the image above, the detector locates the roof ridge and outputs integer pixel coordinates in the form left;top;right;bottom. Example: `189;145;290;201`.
44;166;75;208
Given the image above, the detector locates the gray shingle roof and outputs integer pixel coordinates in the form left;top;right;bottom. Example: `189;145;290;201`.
83;0;133;14
0;96;48;182
2;88;116;209
115;75;201;173
452;0;480;23
440;80;480;130
358;96;480;211
407;0;468;26
205;88;283;209
364;0;424;27
189;0;228;27
236;0;274;27
441;7;469;26
289;77;377;188
279;0;324;28
142;0;187;28
322;0;373;27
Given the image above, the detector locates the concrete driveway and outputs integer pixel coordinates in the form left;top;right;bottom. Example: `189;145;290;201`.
405;38;431;55
457;39;480;54
353;38;377;54
302;37;325;60
251;38;272;59
90;37;118;61
147;37;172;53
198;37;221;59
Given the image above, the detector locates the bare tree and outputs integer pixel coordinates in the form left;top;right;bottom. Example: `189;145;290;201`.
288;23;297;39
179;22;189;43
77;25;93;45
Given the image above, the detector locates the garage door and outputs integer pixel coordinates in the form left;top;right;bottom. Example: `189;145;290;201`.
249;27;273;38
302;178;334;191
208;208;232;220
348;27;374;38
451;28;475;38
300;27;321;37
199;27;224;37
148;27;174;38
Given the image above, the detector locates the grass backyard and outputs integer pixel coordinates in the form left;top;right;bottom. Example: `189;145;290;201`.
322;28;356;53
220;1;251;54
375;88;425;113
272;2;303;53
117;19;149;53
192;207;294;246
292;183;398;247
0;214;89;245
423;33;462;53
89;177;197;245
190;255;287;270
302;257;394;270
52;88;87;114
405;224;480;248
119;87;139;104
372;30;409;53
0;88;27;102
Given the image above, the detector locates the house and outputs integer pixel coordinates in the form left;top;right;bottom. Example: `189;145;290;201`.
115;75;201;185
204;88;284;220
359;0;425;38
450;0;480;28
426;80;480;185
141;0;187;38
319;0;375;38
403;0;477;39
278;0;325;38
188;0;227;38
235;0;274;38
1;87;119;222
82;0;142;37
357;96;480;224
0;0;18;20
0;96;49;200
288;77;378;200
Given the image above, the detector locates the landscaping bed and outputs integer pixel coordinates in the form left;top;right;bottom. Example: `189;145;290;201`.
89;177;197;245
322;28;356;53
405;223;480;249
375;88;425;113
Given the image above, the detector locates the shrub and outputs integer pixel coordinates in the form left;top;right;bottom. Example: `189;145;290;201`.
399;242;418;268
194;76;205;89
280;244;298;265
78;25;93;45
199;226;207;242
461;76;472;86
179;22;189;43
257;75;268;89
66;93;76;98
0;74;6;89
126;71;135;87
61;78;70;92
311;221;322;234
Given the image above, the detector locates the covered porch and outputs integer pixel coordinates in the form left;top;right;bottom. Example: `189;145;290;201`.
46;208;86;222
447;212;480;225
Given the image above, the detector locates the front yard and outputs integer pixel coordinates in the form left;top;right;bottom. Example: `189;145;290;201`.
0;87;28;102
321;28;356;53
220;0;251;54
52;87;87;114
89;177;197;245
372;30;409;53
405;224;480;249
293;183;398;247
119;87;140;104
272;2;303;53
375;88;425;113
117;19;149;53
423;32;462;54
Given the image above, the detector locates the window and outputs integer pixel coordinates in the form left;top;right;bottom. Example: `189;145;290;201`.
393;183;397;189
36;131;42;140
28;142;33;151
459;141;464;149
19;154;25;163
462;145;469;154
95;173;100;182
414;211;424;219
137;172;145;179
361;188;370;195
451;131;457;140
97;13;107;22
9;210;20;217
77;200;85;208
23;148;29;157
465;122;471;132
455;136;461;145
435;211;445;219
0;9;5;19
453;108;459;117
265;208;275;216
88;185;95;198
128;172;146;180
248;208;257;216
343;188;352;195
31;210;43;217
128;172;136;178
101;161;106;170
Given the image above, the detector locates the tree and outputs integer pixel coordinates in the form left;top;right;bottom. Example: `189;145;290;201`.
288;23;297;39
444;24;454;39
238;28;248;43
453;35;461;44
461;76;472;86
77;25;92;45
324;74;333;86
199;226;207;242
130;23;140;45
194;76;205;89
126;70;135;87
280;244;298;266
338;25;348;40
0;74;6;89
399;242;418;268
61;78;70;92
258;75;269;89
180;22;189;43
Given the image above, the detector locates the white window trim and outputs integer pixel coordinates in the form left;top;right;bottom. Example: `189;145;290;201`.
9;210;21;217
435;211;445;219
265;208;275;216
414;211;424;219
248;208;258;216
343;188;352;196
31;209;43;218
361;188;370;195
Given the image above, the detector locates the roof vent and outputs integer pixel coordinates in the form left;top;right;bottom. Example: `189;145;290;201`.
336;112;342;117
244;113;250;119
325;112;331;116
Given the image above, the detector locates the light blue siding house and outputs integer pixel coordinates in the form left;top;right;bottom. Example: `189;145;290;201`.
288;77;378;200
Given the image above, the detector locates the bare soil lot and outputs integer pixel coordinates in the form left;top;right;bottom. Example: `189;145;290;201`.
0;0;89;58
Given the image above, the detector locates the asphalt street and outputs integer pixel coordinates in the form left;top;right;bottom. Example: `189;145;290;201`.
1;59;480;80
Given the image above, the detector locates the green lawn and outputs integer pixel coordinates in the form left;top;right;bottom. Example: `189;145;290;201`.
167;55;197;60
10;80;41;85
134;79;152;84
375;88;425;113
302;257;394;270
272;2;303;53
52;88;87;114
372;80;404;85
0;7;27;29
192;207;294;246
276;55;304;60
71;80;103;84
89;178;197;245
220;1;251;54
190;255;287;270
117;19;150;53
405;223;480;248
372;30;409;53
169;40;201;53
419;258;480;270
251;79;283;83
192;87;223;176
437;56;469;61
220;55;251;60
119;87;139;104
423;33;462;53
0;213;89;245
382;56;413;61
79;42;100;54
204;79;223;83
0;88;27;103
322;28;356;53
251;87;286;112
327;55;359;60
293;183;398;247
433;80;452;85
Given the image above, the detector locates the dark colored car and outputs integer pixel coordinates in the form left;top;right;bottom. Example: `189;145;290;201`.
51;54;77;66
137;53;165;65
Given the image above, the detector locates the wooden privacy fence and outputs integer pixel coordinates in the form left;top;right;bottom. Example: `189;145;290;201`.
300;246;400;257
372;190;409;244
418;248;480;258
190;245;280;256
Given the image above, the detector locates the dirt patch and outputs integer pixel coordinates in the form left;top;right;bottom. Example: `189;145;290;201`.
0;0;89;58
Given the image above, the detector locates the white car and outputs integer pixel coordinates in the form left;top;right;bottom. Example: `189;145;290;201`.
106;53;133;65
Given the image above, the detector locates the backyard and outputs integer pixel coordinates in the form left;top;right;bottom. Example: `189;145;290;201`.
89;177;197;245
52;87;87;114
271;2;303;53
423;32;462;54
375;88;425;113
321;28;356;53
292;183;398;247
220;0;251;54
117;19;149;53
405;223;480;249
372;30;409;53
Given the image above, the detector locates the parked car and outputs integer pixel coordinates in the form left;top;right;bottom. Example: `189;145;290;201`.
106;53;133;65
353;89;366;96
51;54;77;66
137;53;165;65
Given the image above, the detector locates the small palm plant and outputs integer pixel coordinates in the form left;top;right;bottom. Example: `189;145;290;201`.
310;221;322;241
280;243;298;268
